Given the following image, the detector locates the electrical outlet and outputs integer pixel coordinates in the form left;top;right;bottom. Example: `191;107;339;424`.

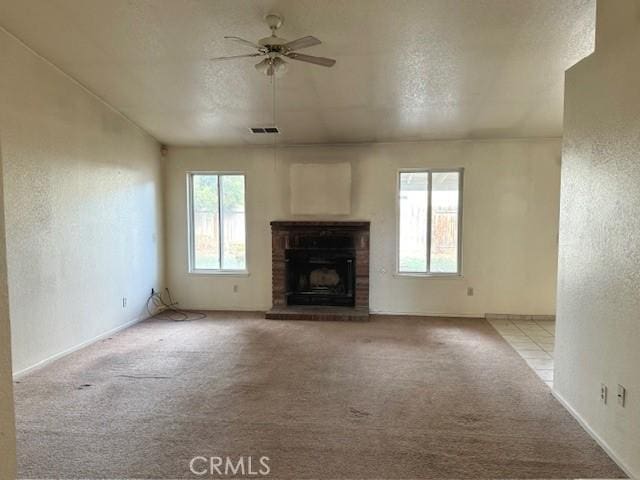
600;384;608;404
617;384;626;407
467;287;474;296
122;297;127;308
233;285;239;293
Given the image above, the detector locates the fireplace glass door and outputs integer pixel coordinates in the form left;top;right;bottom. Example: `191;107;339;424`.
286;249;355;306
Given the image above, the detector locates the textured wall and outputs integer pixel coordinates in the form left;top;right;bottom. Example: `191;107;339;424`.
0;140;16;480
165;139;560;316
555;0;640;476
290;163;352;215
0;29;165;374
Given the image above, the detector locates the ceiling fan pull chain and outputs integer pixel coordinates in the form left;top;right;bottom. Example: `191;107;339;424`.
272;73;277;127
272;74;278;166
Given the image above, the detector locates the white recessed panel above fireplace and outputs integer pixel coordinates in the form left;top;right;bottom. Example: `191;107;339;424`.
290;163;351;215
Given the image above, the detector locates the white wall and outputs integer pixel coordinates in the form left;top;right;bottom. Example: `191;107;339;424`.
166;139;560;316
555;0;640;476
0;28;165;375
0;139;16;480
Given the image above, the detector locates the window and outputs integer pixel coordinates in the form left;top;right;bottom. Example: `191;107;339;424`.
398;169;462;275
188;173;246;273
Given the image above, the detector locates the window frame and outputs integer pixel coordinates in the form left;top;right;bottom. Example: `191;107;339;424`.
187;171;249;275
396;167;464;277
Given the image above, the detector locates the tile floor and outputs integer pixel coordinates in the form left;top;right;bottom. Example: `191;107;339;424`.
487;317;555;388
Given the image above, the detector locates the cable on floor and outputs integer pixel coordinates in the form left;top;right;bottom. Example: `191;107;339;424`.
146;288;207;322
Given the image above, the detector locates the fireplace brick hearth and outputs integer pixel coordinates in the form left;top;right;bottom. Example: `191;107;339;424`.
267;221;370;320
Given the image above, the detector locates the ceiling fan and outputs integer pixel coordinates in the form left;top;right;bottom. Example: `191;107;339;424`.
211;13;336;76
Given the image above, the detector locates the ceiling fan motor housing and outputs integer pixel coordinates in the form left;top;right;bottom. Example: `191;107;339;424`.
259;36;288;48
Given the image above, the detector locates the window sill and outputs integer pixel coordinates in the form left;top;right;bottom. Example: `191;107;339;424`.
188;270;250;277
394;272;463;279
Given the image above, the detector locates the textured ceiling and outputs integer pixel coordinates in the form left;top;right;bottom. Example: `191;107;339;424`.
0;0;595;146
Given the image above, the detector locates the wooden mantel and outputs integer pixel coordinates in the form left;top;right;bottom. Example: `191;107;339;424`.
270;220;371;229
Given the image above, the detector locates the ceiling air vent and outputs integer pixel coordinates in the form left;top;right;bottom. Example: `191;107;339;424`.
250;126;280;134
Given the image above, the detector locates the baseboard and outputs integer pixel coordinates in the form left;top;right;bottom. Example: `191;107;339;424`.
552;389;636;479
183;309;266;315
370;311;555;320
181;308;552;320
370;311;483;319
175;309;269;319
485;313;556;321
191;308;485;319
12;315;147;380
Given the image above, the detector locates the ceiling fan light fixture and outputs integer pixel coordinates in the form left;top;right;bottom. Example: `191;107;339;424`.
254;57;288;76
272;57;288;75
254;58;272;75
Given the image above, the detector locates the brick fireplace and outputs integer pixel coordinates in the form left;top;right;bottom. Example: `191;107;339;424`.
266;221;370;320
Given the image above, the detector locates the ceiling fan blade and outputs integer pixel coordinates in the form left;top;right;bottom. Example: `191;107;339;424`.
286;52;336;67
282;36;321;51
210;53;262;61
223;36;263;51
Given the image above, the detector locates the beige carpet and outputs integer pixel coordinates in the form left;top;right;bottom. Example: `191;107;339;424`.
14;313;625;479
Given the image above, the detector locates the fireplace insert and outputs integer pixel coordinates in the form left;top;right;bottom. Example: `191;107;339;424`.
286;248;355;306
